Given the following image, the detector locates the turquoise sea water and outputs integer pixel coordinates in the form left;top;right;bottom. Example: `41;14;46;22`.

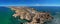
0;8;11;24
0;7;29;24
0;6;60;24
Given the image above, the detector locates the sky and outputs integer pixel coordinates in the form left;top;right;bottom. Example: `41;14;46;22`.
0;0;60;6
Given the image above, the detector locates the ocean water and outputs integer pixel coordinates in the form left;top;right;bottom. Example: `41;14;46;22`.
0;6;60;24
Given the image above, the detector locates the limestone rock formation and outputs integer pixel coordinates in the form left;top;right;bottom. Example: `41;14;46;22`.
11;7;53;24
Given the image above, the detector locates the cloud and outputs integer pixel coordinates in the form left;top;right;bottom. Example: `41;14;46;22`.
29;4;41;6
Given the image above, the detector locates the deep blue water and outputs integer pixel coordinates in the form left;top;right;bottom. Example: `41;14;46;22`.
0;6;60;13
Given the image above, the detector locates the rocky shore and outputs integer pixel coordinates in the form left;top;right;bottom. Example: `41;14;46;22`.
10;7;53;24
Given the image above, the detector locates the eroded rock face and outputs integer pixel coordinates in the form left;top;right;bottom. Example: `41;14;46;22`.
11;7;53;24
